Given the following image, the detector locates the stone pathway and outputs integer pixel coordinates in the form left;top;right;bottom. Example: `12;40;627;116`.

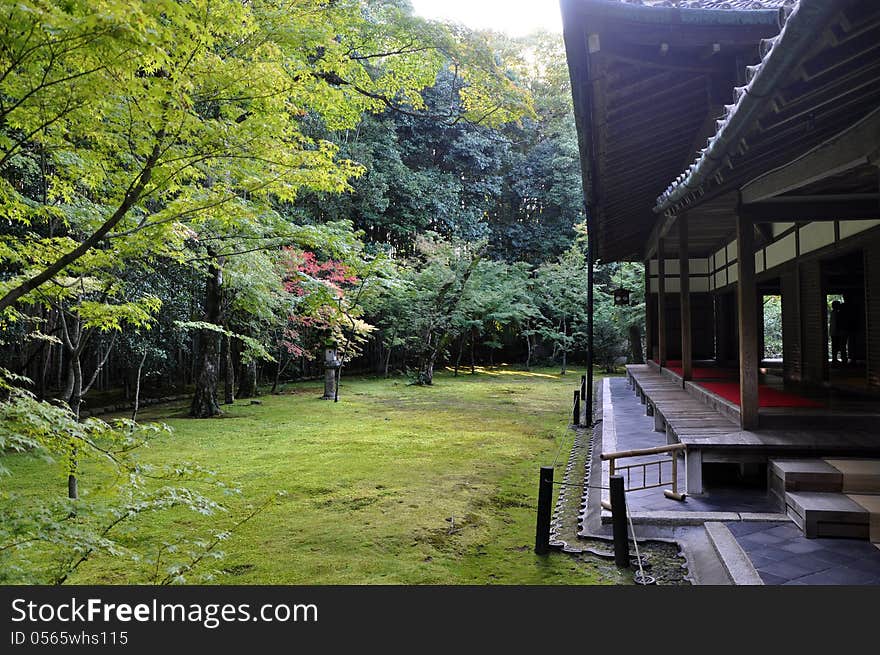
727;521;880;585
606;377;775;513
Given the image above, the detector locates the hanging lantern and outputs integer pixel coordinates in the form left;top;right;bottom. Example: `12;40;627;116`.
613;287;631;307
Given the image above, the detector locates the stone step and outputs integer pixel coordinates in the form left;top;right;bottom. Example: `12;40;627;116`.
770;458;880;499
824;459;880;494
785;491;872;540
770;459;844;506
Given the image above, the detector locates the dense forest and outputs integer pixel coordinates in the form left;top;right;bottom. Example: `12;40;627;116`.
0;0;643;582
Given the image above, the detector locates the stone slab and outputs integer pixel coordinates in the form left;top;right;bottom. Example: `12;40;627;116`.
849;494;880;543
613;511;742;526
825;459;880;494
770;458;843;492
786;491;870;539
704;522;763;585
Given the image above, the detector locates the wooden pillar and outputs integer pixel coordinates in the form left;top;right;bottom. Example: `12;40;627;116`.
679;214;692;381
585;219;595;420
866;241;880;387
736;208;759;430
644;262;653;363
657;238;667;367
781;269;802;383
799;259;825;384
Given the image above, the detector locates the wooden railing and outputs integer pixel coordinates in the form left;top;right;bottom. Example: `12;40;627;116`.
600;444;687;508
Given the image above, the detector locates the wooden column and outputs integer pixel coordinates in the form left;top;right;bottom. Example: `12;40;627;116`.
736;209;759;430
679;214;692;381
799;259;825;384
866;241;880;387
781;269;802;383
657;238;667;367
585;214;596;421
645;262;653;363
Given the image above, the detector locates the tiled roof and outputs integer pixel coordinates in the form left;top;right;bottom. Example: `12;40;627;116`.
616;1;789;8
655;0;821;212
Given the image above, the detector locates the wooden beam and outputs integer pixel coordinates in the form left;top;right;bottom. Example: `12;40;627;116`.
679;214;692;381
605;71;677;108
736;205;759;430
607;76;706;121
740;195;880;222
597;43;734;74
740;106;880;203
657;238;667;367
645;213;676;261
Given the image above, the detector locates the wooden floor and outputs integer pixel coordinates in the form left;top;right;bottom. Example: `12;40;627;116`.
625;365;880;494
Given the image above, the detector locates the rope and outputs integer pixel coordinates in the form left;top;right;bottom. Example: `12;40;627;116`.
626;509;648;585
552;481;609;490
551;430;571;469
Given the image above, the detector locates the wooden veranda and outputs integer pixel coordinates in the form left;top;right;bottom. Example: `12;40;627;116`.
562;0;880;493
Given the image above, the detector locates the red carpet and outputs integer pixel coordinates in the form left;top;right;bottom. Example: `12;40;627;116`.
652;359;737;380
666;365;738;380
698;382;824;408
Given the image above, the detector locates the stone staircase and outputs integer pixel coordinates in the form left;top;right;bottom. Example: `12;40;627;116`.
770;458;880;544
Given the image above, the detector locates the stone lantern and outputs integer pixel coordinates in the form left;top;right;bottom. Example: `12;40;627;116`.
322;344;342;400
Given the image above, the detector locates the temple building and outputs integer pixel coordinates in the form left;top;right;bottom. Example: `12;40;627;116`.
561;0;880;539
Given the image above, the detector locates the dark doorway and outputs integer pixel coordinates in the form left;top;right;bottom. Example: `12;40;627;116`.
823;250;866;388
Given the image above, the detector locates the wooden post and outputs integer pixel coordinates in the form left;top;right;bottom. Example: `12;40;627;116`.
534;466;554;555
657;238;667;367
610;475;630;568
645;262;653;363
573;389;581;426
679;214;692;381
586;235;595;420
736;205;759;430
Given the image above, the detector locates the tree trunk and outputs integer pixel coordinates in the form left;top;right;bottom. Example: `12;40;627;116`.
131;348;147;421
561;318;568;375
66;352;82;501
223;333;235;404
190;257;223;418
384;345;393;379
525;331;532;371
38;310;55;399
470;327;476;374
237;360;257;399
55;342;63;389
271;354;284;394
384;328;397;378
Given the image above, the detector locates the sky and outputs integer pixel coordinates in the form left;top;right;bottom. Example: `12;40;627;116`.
409;0;563;36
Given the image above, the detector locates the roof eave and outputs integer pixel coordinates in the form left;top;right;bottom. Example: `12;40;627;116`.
654;0;854;215
569;0;785;28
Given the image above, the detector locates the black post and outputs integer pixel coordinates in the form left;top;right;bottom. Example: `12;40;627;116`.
610;475;630;568
586;225;595;425
572;389;580;426
534;466;554;555
580;374;586;400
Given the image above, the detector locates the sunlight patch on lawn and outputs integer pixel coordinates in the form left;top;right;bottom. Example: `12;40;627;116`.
443;365;563;379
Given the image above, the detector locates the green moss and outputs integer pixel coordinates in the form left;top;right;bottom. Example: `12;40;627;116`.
5;366;614;585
